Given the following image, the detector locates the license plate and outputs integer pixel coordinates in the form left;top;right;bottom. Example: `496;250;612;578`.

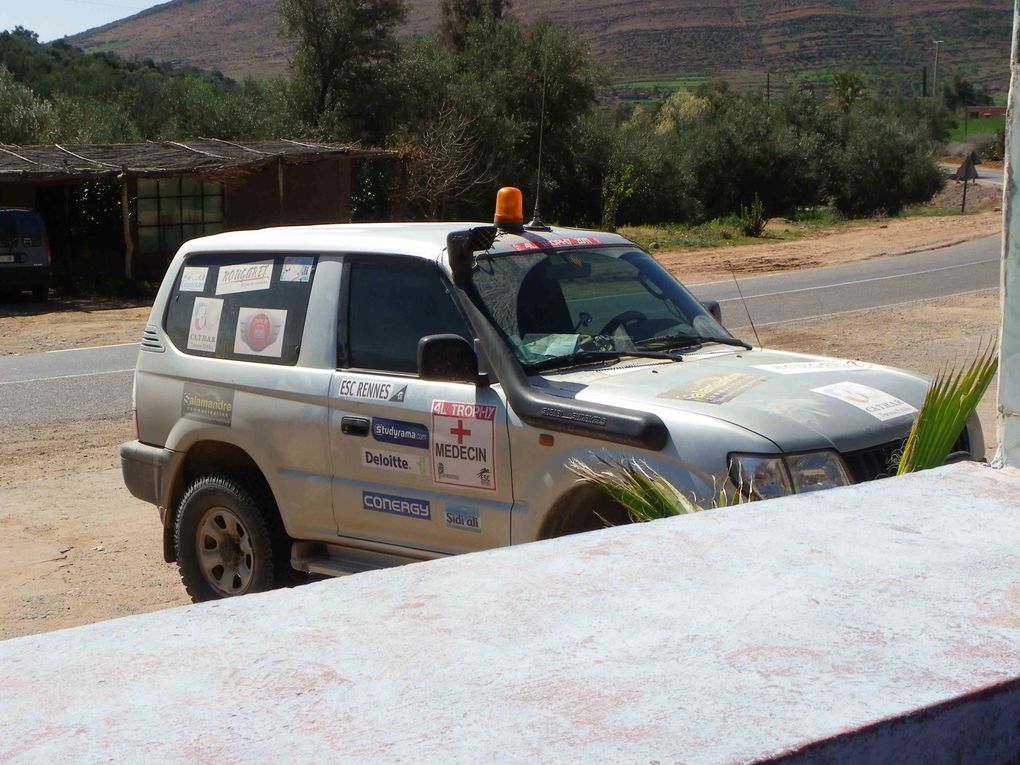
0;255;15;263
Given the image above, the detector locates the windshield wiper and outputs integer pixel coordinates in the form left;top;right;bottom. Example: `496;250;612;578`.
525;349;681;373
636;334;753;352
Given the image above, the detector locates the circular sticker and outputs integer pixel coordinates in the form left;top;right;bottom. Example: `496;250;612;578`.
245;313;273;352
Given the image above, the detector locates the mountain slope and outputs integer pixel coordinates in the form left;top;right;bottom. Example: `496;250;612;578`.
71;0;1011;93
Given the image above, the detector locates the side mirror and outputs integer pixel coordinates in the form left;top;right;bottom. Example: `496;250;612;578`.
701;299;722;324
418;334;480;384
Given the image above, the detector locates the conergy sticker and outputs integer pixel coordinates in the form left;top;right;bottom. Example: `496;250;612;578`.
811;381;917;421
216;260;274;295
234;307;287;357
179;266;208;292
362;491;431;521
181;385;234;426
187;296;223;352
755;360;880;375
431;400;497;491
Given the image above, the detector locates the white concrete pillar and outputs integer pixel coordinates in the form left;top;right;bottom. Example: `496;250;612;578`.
998;2;1020;464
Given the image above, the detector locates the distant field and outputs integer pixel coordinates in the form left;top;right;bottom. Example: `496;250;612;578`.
948;115;1005;142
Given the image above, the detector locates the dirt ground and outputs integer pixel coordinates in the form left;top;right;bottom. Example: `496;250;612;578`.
0;211;1006;640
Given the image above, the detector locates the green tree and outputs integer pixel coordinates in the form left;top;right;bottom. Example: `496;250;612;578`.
280;0;407;143
942;75;993;112
825;113;944;217
0;64;50;143
829;71;867;113
439;0;509;52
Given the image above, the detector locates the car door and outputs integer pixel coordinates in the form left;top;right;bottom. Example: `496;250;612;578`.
328;255;515;554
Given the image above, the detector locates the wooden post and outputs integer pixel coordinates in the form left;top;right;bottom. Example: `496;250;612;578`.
121;167;133;281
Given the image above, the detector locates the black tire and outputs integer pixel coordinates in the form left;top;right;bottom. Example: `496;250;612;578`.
31;285;48;302
174;473;287;602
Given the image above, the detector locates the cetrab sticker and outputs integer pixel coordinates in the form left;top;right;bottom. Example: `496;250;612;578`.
187;297;222;352
234;307;287;357
431;401;497;492
811;381;917;421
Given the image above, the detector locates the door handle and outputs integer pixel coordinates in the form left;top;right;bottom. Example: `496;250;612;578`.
341;416;370;437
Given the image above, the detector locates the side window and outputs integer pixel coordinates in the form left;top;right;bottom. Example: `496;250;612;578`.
164;253;317;366
346;258;471;374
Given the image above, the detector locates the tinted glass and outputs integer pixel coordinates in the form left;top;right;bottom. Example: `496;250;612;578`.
472;247;730;367
164;254;317;366
347;259;471;374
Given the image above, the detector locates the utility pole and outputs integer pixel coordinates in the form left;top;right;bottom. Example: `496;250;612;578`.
932;40;944;99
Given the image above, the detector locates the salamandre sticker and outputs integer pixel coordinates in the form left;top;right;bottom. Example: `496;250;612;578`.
812;381;917;421
187;297;223;352
181;385;234;426
234;307;287;357
657;373;766;404
431;400;497;492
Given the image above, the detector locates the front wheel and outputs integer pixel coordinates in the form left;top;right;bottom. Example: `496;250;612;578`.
174;474;283;602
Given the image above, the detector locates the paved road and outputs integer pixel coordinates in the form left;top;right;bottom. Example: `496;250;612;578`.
690;233;1000;328
0;233;1002;429
0;343;137;429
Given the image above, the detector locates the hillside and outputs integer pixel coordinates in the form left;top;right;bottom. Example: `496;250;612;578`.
71;0;1011;94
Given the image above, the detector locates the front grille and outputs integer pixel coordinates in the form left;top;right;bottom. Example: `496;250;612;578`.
842;429;972;483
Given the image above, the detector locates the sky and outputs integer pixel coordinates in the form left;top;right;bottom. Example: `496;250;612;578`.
1;0;165;42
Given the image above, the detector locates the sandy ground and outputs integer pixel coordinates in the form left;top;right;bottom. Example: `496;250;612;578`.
0;211;1006;640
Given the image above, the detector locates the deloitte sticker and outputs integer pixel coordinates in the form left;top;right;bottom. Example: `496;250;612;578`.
361;448;428;476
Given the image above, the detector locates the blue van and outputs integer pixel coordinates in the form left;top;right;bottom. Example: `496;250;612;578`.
0;208;51;301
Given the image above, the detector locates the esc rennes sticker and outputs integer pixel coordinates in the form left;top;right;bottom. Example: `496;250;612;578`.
234;307;287;358
431;401;497;491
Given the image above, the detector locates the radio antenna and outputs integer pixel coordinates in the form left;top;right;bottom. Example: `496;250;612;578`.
731;271;762;348
528;54;550;230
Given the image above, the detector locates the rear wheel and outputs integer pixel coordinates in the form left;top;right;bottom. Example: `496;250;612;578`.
174;474;286;602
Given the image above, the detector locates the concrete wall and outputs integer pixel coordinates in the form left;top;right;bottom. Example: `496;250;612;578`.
3;463;1020;764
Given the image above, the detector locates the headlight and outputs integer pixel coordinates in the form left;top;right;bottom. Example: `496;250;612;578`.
729;450;851;501
729;454;792;500
786;451;851;493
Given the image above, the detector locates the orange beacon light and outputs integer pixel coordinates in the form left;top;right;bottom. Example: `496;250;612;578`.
494;187;525;232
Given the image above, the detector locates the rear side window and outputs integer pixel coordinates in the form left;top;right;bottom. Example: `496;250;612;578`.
164;254;317;366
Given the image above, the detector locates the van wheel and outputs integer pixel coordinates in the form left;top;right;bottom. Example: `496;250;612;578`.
31;285;48;302
174;474;283;602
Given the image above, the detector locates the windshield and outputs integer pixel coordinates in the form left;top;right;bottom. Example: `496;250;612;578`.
472;246;739;369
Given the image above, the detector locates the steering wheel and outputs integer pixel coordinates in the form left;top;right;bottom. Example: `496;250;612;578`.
598;310;647;337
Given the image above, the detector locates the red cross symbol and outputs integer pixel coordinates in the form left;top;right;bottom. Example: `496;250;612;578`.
450;419;472;444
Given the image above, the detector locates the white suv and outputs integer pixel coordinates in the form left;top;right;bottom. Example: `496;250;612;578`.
121;189;981;601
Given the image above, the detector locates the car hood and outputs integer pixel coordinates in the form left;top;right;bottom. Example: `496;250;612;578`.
532;348;928;453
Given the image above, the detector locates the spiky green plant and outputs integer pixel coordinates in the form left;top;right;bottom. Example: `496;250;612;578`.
897;343;998;475
567;455;704;521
